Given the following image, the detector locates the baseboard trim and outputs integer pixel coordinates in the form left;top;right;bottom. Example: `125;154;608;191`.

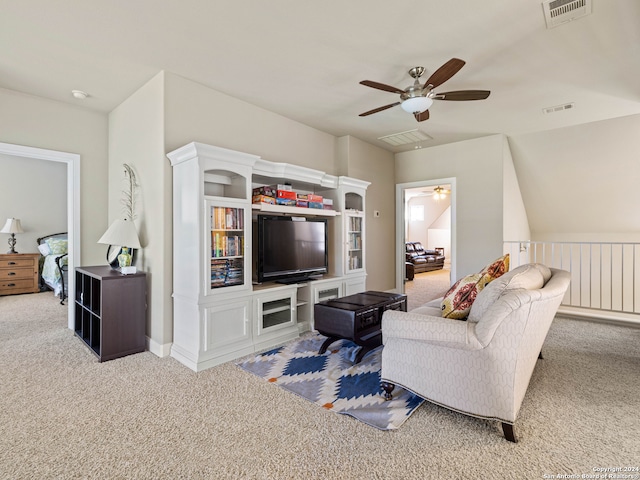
147;336;172;357
557;306;640;328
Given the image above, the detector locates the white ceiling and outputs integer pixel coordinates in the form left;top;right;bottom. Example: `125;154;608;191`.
1;1;639;152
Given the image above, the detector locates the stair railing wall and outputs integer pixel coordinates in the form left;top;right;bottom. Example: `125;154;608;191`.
503;241;640;326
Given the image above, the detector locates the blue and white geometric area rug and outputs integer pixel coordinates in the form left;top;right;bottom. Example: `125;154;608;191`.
236;334;424;430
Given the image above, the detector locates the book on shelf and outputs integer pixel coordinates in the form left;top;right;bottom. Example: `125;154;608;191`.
211;206;244;230
349;216;362;231
211;233;244;258
210;258;244;288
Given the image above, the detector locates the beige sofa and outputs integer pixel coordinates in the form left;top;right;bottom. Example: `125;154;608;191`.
380;263;571;442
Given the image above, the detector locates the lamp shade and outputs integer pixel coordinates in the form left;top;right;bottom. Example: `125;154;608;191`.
401;96;433;114
97;218;141;249
1;218;24;234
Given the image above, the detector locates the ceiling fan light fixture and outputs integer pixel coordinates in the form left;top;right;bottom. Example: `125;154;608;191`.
71;89;88;100
433;186;448;200
401;96;433;114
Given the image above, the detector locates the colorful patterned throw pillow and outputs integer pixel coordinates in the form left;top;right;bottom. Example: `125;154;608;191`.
479;253;510;284
441;273;485;320
441;254;510;320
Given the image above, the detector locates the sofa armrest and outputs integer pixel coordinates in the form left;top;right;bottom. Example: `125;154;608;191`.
382;310;482;350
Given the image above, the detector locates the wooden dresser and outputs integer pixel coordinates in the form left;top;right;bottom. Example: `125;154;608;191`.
0;253;40;296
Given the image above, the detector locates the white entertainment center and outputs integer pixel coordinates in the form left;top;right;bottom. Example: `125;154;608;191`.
167;142;369;372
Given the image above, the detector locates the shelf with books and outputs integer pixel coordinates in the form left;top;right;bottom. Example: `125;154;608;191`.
211;258;244;289
344;210;364;274
208;204;248;290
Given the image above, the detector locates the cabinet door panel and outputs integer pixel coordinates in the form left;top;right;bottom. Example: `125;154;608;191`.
254;290;296;337
345;211;365;273
204;300;251;351
344;276;367;296
205;200;251;296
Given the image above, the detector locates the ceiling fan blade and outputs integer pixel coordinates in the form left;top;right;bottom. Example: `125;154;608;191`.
359;102;401;117
425;58;466;89
414;110;430;122
433;90;491;101
359;80;405;94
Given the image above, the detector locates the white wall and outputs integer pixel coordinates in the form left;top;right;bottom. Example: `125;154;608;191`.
407;194;450;250
502;136;530;242
0;153;66;252
508;113;640;241
429;206;452;263
0;88;108;265
336;135;396;291
164;73;339;173
109;73;169;353
396;135;506;277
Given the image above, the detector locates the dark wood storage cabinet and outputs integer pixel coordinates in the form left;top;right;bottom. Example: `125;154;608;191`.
74;266;146;362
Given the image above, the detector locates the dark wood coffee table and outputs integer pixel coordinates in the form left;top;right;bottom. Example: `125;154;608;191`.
314;291;407;363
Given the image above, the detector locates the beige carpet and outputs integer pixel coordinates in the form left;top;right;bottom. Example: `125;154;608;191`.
404;268;451;311
1;292;639;479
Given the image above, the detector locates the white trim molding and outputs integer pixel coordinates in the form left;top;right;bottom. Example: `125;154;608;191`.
395;177;457;294
0;142;80;330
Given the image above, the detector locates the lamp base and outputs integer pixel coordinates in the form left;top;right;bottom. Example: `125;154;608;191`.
6;234;17;254
106;245;137;270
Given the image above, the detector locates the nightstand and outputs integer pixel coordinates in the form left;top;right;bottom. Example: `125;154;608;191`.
0;253;40;296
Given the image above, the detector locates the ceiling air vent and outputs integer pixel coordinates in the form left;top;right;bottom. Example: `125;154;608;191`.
543;102;575;114
378;129;432;147
542;0;592;29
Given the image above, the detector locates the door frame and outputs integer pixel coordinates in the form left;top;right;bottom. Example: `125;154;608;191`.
0;142;80;329
395;177;456;293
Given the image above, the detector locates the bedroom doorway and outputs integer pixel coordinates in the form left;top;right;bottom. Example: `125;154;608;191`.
395;178;456;308
0;142;80;330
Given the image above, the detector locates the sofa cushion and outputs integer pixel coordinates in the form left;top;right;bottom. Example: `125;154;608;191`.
411;298;443;317
468;263;549;323
440;273;486;320
413;243;426;254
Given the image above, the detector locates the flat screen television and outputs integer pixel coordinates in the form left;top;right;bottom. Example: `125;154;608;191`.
255;215;328;284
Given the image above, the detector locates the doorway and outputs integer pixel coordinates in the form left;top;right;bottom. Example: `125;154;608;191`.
395;178;456;307
0;142;80;329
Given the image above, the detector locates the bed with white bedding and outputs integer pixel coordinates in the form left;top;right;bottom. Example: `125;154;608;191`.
37;232;68;304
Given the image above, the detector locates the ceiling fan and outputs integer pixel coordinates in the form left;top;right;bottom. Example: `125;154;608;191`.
419;186;450;199
431;186;450;199
359;58;490;122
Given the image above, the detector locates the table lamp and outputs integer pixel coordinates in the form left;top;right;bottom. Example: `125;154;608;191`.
1;218;24;254
97;218;141;274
